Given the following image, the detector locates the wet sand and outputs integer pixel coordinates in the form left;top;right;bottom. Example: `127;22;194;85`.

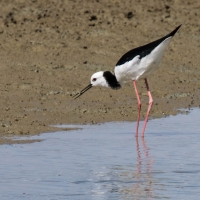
0;0;200;142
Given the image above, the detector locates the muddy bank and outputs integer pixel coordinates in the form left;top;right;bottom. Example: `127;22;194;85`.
0;0;199;142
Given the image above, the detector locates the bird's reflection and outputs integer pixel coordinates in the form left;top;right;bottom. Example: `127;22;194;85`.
132;137;154;199
91;137;155;199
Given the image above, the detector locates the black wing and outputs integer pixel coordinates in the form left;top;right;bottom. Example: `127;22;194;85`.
116;25;182;66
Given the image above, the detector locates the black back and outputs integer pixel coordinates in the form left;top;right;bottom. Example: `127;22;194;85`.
116;25;182;66
103;71;121;89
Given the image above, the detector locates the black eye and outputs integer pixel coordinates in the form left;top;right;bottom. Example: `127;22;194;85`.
92;78;97;82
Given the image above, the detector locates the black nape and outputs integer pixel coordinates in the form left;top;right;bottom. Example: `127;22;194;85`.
103;71;121;89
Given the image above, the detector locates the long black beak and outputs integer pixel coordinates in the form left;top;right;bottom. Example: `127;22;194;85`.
73;84;93;99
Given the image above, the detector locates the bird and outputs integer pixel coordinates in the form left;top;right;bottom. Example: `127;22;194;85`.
73;25;182;137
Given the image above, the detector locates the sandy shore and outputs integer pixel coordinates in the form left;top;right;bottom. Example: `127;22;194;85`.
0;0;200;143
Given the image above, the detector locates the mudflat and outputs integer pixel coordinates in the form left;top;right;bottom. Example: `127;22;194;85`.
0;0;199;140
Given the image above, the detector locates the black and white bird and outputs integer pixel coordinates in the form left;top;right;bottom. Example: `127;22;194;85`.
73;25;182;137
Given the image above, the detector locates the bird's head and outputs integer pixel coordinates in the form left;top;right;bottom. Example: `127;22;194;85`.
90;71;109;87
73;71;121;99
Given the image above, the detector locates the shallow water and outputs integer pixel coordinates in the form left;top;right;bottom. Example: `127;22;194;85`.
1;108;200;200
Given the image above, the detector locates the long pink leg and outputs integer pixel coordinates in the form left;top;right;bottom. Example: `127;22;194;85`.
133;81;141;137
141;78;153;137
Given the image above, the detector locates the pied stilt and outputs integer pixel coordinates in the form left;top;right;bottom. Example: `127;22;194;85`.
73;25;182;137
